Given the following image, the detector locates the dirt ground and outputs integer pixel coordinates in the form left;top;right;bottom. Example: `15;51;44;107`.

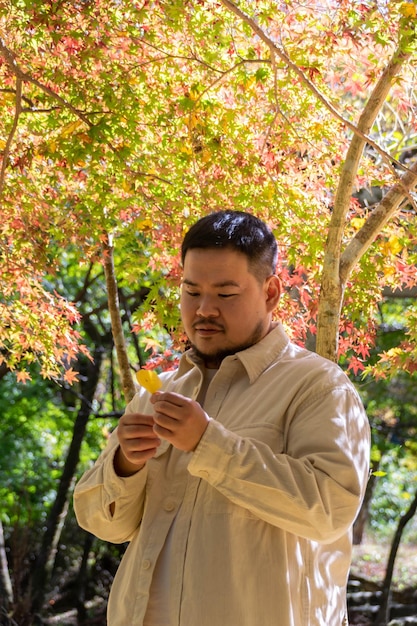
350;540;417;591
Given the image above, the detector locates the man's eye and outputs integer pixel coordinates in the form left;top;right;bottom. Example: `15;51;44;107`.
219;293;236;298
186;291;199;297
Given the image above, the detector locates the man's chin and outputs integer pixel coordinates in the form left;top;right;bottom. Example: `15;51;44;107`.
189;322;266;367
190;342;250;368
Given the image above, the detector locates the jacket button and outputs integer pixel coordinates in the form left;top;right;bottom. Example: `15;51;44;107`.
142;559;151;570
164;499;175;512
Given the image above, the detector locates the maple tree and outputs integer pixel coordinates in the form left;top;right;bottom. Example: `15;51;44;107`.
0;0;416;391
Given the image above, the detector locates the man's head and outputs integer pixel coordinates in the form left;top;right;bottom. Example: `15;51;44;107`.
181;210;278;284
180;211;281;368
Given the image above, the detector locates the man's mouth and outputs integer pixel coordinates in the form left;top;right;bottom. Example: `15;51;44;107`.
193;323;223;335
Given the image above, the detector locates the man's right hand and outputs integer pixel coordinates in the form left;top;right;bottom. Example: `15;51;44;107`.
114;413;161;477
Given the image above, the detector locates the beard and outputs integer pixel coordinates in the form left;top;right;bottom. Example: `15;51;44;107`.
189;320;266;368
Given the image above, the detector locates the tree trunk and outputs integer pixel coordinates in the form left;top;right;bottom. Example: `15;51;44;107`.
374;487;417;625
316;36;415;361
28;348;104;620
0;520;13;608
75;532;95;623
352;469;379;545
0;363;9;382
102;237;136;403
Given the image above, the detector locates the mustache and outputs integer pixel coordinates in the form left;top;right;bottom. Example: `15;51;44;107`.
192;318;224;330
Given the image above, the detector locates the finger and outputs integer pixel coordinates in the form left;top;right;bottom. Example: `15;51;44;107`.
120;431;161;463
152;400;188;423
123;445;160;467
118;414;156;442
153;413;177;434
120;423;157;440
151;391;186;408
121;413;155;427
153;423;174;440
124;436;161;454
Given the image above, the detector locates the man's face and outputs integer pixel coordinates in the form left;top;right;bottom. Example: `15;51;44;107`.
180;248;280;368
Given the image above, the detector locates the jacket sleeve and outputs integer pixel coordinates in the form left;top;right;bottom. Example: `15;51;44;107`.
73;428;148;545
187;385;370;544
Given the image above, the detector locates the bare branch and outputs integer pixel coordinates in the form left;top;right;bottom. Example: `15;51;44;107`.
0;37;94;129
131;170;173;185
340;160;417;283
0;75;22;197
191;57;271;107
0;87;35;108
135;37;225;74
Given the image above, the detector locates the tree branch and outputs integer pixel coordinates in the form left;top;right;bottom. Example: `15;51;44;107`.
0;37;94;130
190;57;271;107
0;75;22;197
0;37;174;188
136;37;225;74
317;32;415;360
218;0;413;174
340;160;417;283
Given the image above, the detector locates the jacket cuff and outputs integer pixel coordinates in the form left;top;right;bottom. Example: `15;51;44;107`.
188;419;237;483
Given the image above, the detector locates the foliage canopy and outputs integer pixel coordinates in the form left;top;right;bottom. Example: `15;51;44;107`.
0;0;416;380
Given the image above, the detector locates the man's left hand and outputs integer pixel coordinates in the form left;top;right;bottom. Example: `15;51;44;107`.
150;392;210;452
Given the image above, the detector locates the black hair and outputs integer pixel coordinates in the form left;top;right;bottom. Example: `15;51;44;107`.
181;210;278;281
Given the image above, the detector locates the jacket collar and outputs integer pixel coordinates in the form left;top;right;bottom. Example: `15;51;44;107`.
177;323;290;385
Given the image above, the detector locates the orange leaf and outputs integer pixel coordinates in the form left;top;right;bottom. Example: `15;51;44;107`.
16;371;32;384
64;367;79;384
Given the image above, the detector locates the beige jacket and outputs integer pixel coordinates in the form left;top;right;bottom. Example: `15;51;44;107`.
74;324;370;626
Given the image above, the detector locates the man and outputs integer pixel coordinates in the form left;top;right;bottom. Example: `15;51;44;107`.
74;210;370;626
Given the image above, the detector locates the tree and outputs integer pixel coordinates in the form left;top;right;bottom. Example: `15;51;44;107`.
375;488;417;625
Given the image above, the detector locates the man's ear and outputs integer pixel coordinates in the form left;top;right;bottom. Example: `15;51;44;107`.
265;275;282;311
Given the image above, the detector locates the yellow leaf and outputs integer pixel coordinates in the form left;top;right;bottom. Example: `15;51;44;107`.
241;75;256;92
386;347;401;358
400;2;417;18
136;369;162;394
387;235;402;255
383;265;396;277
189;87;200;101
60;120;84;139
137;218;153;230
351;217;366;230
0;92;16;105
201;148;211;163
381;236;402;257
188;112;199;130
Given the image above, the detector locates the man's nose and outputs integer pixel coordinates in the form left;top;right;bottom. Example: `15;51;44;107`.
196;295;219;317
